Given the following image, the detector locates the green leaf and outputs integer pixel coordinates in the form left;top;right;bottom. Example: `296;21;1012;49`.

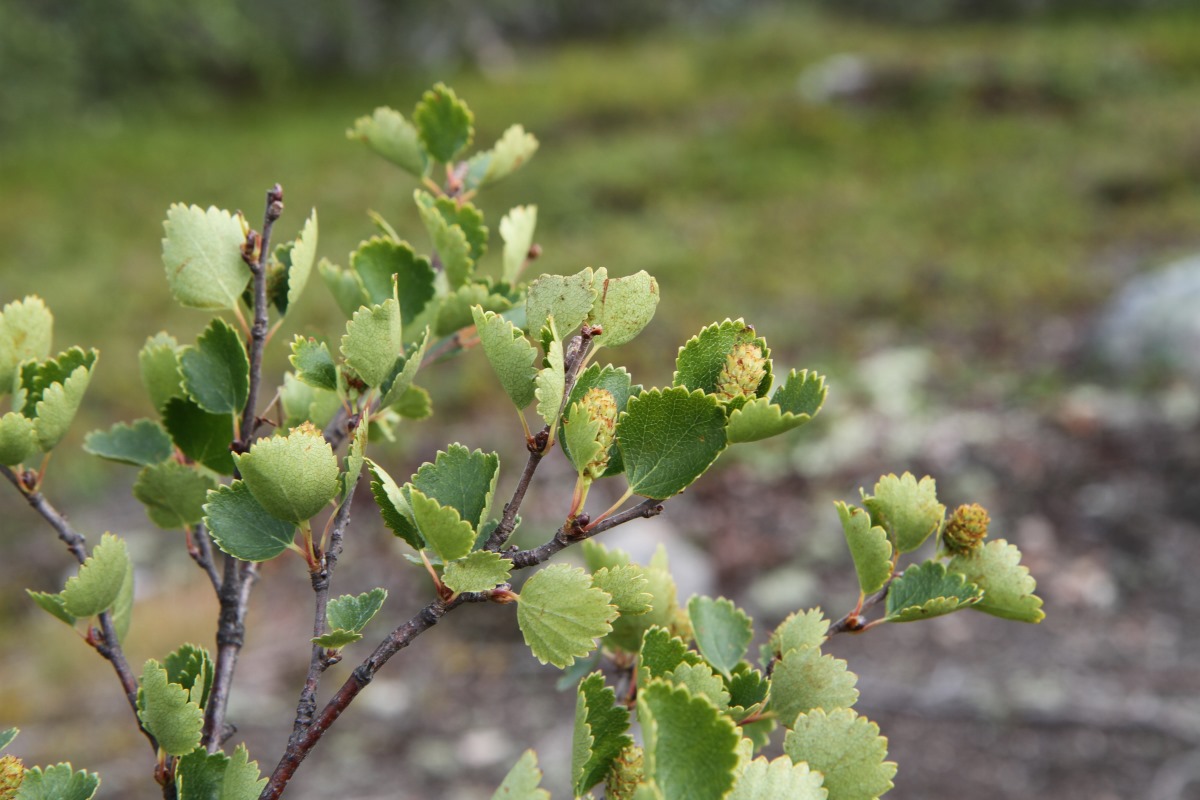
525;268;599;338
162;398;235;475
411;444;500;532
366;460;422;550
175;743;267;800
884;560;983;623
14;764;99;800
0;411;37;466
139;333;185;411
561;364;638;478
443;551;511;594
413;83;474;164
391;384;432;420
770;646;859;726
572;672;633;795
472;306;538;410
534;335;565;429
276;209;319;316
62;533;130;618
729;756;826;800
769;609;830;661
110;554;135;643
562;400;604;477
638;680;741;800
673;319;771;402
27;590;76;626
84;419;173;467
0;728;15;752
414;191;475;289
133;462;217;530
863;472;946;554
588;270;660;350
409;488;476;562
347;107;426;175
617;387;728;500
947;539;1046;623
610;556;682;654
592;566;652;615
235;426;340;524
319;259;366;318
16;347;97;417
378;328;430;409
478;125;540;188
23;350;97;451
311;629;362;648
784;709;896;800
279;374;340;430
490;750;549;800
138;659;203;756
726;370;827;444
340;298;403;388
499;206;537;284
340;418;369;501
436;282;510;336
637;627;699;689
203;481;297;562
161;204;250;311
424;195;488;263
326;588;387;633
688;596;754;678
0;295;53;397
517;564;618;668
728;664;770;711
836;502;893;596
164;643;213;709
350;237;436;322
289;337;337;392
665;661;730;710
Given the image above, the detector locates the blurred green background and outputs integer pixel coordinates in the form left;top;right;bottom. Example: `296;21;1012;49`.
4;1;1200;798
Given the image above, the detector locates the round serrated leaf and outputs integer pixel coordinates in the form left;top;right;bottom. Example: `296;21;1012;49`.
837;501;893;596
617;387;728;500
83;419;173;467
408;488;477;562
729;756;826;800
280;209;319;314
885;560;983;622
175;743;267;800
14;763;100;800
473;306;538;410
443;551;512;594
0;411;36;466
588;270;660;349
327;587;387;633
162;397;235;475
525;268;599;339
203;480;297;562
411;444;500;532
688;596;754;677
638;680;741;800
33;363;94;451
673;319;772;402
491;750;549;800
351;237;436;319
665;661;730;710
340;298;403;388
479;125;540;188
500;205;538;284
517;564;617;668
591;566;652;616
769;646;860;726
289;336;337;392
573;672;633;796
161;204;251;310
133;461;217;530
948;539;1045;623
138;659;203;756
561;364;637;478
62;533;130;618
413;83;474;163
235;425;340;524
347;107;427;175
0;295;53;397
784;708;896;800
863;472;946;554
139;333;185;412
726;370;827;444
769;609;830;660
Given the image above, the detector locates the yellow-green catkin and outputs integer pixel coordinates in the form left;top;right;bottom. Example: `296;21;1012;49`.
605;745;644;800
0;754;24;798
581;388;618;479
943;503;990;554
715;342;766;402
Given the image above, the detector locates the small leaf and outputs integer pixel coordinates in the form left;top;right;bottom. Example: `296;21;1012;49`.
138;659;203;756
139;333;185;412
726;370;827;444
769;646;859;726
16;347;97;417
617;388;728;500
525;268;598;338
609;557;682;654
572;672;633;796
340;298;403;388
340;417;369;501
638;680;741;800
391;384;432;420
728;665;770;711
473;306;538;410
413;83;474;164
0;411;36;466
162;398;235;475
863;472;946;554
728;756;826;800
517;564;618;668
326;588;387;633
13;763;100;800
947;539;1046;623
366;459;422;550
278;209;319;316
784;708;896;800
289;337;337;392
62;533;130;618
161;204;250;311
235;425;340;524
561;364;638;478
430;196;487;262
311;630;362;648
491;750;549;800
203;481;297;562
319;259;366;318
0;728;15;752
638;627;699;689
110;554;135;643
688;596;754;678
133;462;217;530
837;502;893;596
347;107;426;175
164;643;213;709
279;374;340;430
414;191;475;289
436;281;510;335
588;271;660;350
174;743;267;800
30;356;96;452
0;295;53;397
769;609;830;660
409;488;476;562
350;237;436;322
499;206;537;284
378;328;430;409
443;551;512;594
480;125;540;187
592;566;652;616
673;319;772;402
665;661;730;710
27;590;76;626
411;444;500;532
535;335;565;429
884;560;983;623
83;419;173;467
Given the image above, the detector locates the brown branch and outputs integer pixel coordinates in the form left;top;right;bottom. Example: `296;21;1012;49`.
505;498;665;569
187;522;222;593
828;583;892;636
239;184;284;448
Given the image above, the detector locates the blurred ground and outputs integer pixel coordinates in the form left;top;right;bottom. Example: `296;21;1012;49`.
3;4;1200;799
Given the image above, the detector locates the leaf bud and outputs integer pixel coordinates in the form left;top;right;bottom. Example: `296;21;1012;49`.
580;387;618;479
605;744;644;800
0;755;24;795
715;342;766;402
943;503;990;554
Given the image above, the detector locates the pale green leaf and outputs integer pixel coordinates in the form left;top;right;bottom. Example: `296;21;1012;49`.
517;564;617;668
0;411;36;466
279;374;340;430
591;566;652;615
481;125;540;187
572;672;633;795
319;258;366;318
84;419;173;467
726;370;827;444
0;295;53;397
0;728;15;751
525;268;599;338
729;756;826;800
289;336;337;392
500;205;537;284
784;709;896;800
863;472;946;554
27;590;76;626
472;306;537;410
490;750;549;800
443;551;512;594
133;462;217;530
161;204;250;310
535;335;565;429
836;502;893;596
33;362;94;451
175;743;267;800
561;364;638;478
948;539;1045;623
436;281;511;336
340;298;403;388
379;328;430;409
609;560;681;654
673;319;772;403
414;191;475;289
367;460;422;551
688;596;754;677
327;588;387;633
162;398;235;475
164;643;213;709
139;333;185;411
62;533;130;618
562;400;605;477
347;107;426;175
138;659;203;756
203;481;297;562
235;426;340;524
665;661;730;710
279;209;319;315
638;680;740;800
16;347;97;417
411;444;500;531
14;763;99;800
770;646;859;726
617;388;728;500
409;488;476;562
413;83;474;163
311;629;362;648
588;270;659;350
340;417;369;500
110;555;135;643
638;627;700;690
884;560;983;623
391;384;432;419
350;237;436;322
769;609;830;660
